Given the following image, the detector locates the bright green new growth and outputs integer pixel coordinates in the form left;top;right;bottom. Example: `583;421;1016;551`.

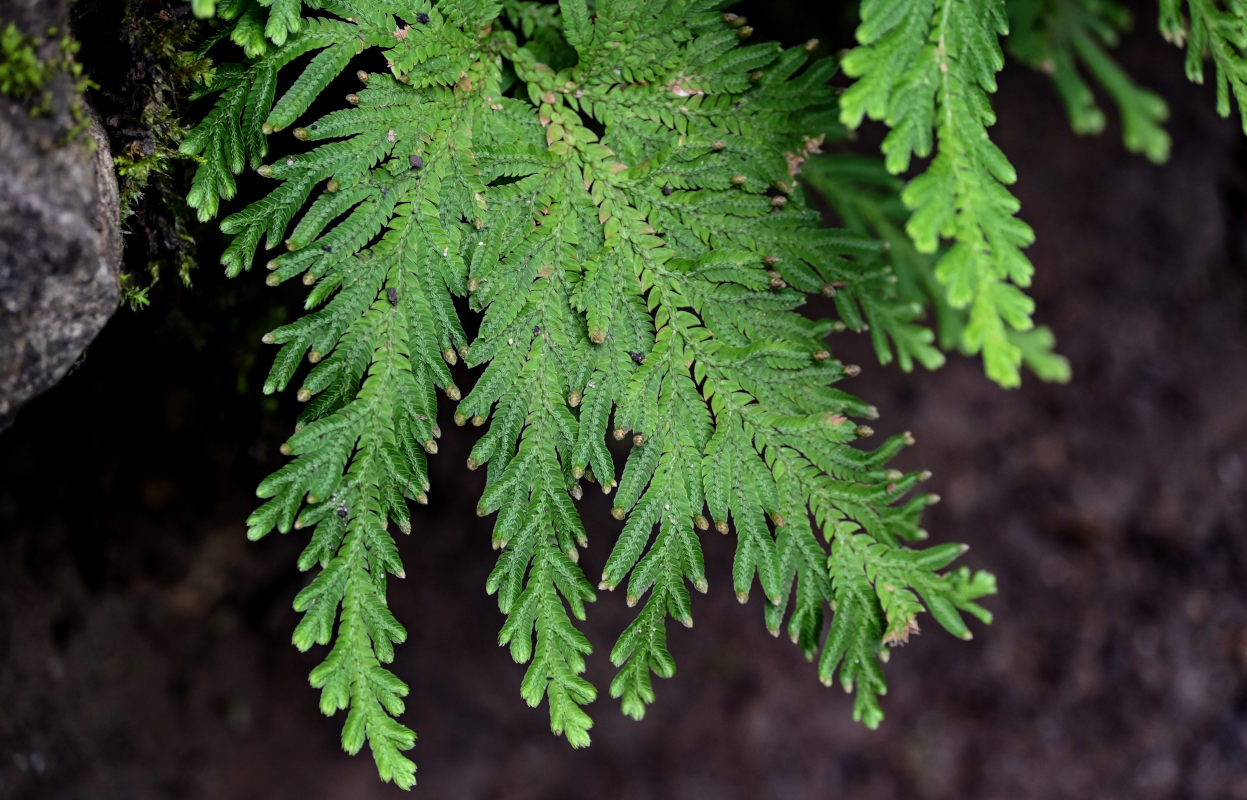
183;0;1001;788
0;22;52;104
839;0;1042;388
0;21;93;122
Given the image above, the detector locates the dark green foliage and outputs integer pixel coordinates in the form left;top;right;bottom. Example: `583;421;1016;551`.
175;0;1247;788
183;0;1011;788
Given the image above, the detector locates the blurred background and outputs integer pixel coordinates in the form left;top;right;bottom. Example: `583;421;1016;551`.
2;1;1246;798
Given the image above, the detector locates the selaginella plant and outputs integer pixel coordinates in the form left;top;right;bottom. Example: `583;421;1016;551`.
179;0;1247;788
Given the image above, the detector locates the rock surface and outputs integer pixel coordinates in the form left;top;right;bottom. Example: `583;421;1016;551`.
0;0;121;431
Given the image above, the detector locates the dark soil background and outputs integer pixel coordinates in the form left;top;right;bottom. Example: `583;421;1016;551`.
3;3;1247;799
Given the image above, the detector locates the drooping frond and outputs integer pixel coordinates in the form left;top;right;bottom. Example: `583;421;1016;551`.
186;0;994;785
839;0;1056;387
801;153;952;371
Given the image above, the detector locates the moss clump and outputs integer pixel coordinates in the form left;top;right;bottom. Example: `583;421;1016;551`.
0;23;49;105
0;22;93;124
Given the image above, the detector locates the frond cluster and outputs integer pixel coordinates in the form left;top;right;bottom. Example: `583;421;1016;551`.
191;0;316;55
185;0;994;787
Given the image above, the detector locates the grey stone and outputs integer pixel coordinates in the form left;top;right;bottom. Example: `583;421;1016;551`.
0;0;122;431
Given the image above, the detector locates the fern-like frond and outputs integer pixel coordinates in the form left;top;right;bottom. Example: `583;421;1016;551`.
188;0;996;784
197;0;321;56
841;0;1053;387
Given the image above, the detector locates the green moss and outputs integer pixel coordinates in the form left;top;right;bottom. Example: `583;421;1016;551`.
0;23;49;103
110;5;215;309
0;22;96;149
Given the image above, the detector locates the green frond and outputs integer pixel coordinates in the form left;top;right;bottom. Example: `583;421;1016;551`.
192;0;996;785
841;0;1048;387
195;0;326;55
